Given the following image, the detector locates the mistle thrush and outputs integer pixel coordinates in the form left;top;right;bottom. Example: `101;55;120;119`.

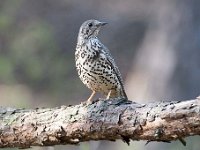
75;19;128;103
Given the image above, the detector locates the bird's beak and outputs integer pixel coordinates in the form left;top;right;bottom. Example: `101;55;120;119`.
100;22;108;26
97;22;108;27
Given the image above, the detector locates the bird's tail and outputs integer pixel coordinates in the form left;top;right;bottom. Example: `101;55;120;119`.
107;88;128;100
119;88;128;100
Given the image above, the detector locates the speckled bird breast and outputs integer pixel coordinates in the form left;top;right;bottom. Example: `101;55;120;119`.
75;39;119;94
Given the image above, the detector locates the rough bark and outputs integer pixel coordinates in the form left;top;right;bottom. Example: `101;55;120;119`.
0;97;200;148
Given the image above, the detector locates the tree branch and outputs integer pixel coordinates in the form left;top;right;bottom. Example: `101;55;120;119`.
0;97;200;148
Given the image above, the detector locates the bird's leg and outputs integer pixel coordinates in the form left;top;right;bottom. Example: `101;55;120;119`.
106;90;112;99
87;91;96;103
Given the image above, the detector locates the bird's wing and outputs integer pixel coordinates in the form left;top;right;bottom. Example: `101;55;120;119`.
102;46;127;99
91;38;127;99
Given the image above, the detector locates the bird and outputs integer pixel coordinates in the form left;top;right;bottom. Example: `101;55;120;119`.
75;19;128;103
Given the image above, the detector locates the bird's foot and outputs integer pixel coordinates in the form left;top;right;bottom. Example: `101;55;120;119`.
81;98;100;106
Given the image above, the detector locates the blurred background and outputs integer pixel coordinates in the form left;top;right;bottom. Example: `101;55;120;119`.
0;0;199;150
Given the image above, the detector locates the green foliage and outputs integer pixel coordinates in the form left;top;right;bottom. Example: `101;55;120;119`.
10;21;59;85
0;56;14;82
0;14;76;104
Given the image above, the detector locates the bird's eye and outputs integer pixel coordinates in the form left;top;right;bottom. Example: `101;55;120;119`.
88;23;93;27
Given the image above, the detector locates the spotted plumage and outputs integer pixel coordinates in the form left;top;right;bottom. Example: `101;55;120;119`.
75;19;127;103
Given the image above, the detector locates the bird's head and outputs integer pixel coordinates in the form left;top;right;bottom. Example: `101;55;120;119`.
78;19;107;39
